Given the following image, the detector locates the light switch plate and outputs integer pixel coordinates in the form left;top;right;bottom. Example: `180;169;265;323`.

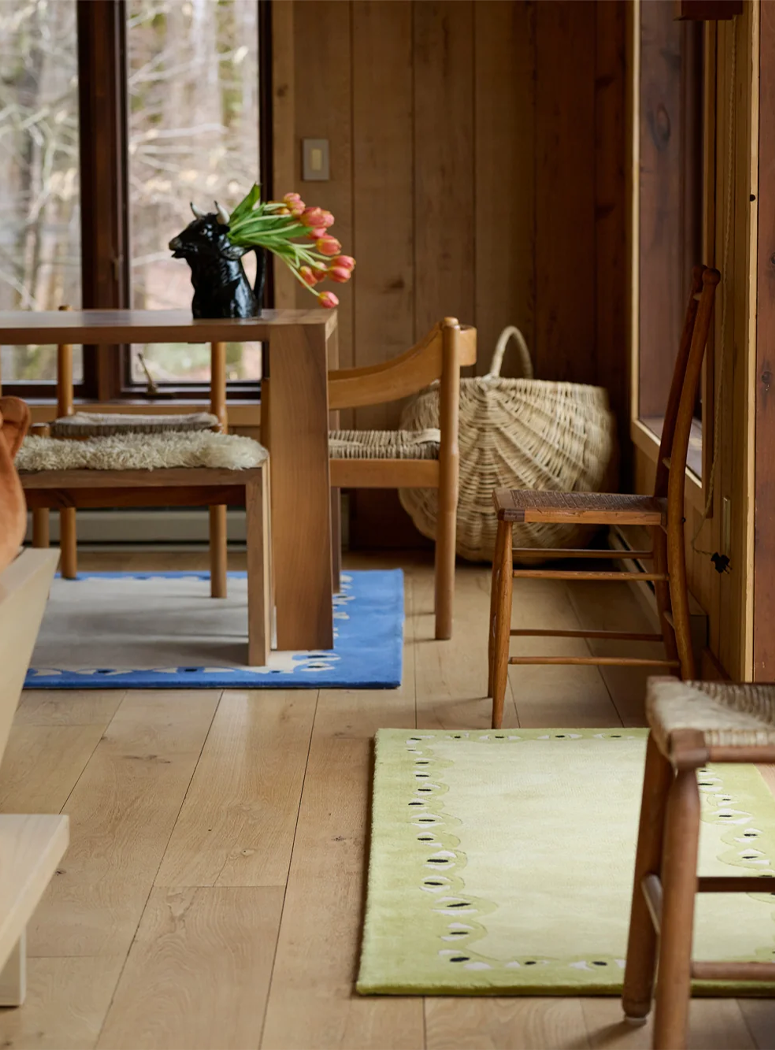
302;138;330;181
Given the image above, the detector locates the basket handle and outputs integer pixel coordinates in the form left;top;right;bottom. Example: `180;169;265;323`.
486;326;534;380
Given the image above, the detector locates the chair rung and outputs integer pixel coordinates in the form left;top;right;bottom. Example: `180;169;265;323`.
507;657;680;667
642;874;662;933
692;961;775;982
511;570;668;582
697;876;775;892
510;629;664;642
510;548;655;560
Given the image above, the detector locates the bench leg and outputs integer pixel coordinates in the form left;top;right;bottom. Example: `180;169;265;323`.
0;932;26;1007
246;470;271;666
32;508;50;549
209;505;228;598
59;507;77;578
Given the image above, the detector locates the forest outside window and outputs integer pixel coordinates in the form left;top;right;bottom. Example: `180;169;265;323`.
0;0;268;401
637;1;705;479
0;0;84;391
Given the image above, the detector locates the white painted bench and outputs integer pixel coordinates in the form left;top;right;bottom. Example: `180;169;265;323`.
0;549;67;1005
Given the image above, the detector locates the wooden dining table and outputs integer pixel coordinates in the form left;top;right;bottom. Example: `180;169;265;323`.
0;308;337;652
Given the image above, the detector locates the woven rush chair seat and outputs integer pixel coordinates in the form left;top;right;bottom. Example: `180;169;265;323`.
48;410;219;438
647;677;775;753
17;430;266;473
329;428;440;461
624;672;775;1048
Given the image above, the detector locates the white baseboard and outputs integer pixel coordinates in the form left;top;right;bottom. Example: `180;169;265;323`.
25;493;351;549
25;509;247;546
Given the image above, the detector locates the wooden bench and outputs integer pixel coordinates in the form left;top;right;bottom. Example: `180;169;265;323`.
20;465;272;666
0;549;68;1006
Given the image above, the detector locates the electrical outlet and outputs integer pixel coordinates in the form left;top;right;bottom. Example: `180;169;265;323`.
302;138;330;181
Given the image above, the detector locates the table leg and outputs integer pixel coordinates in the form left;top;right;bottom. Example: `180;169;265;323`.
328;326;341;596
246;472;271;665
265;325;334;650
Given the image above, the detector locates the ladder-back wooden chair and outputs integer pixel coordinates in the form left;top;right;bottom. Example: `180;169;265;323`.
264;318;476;640
28;308;230;597
488;266;720;728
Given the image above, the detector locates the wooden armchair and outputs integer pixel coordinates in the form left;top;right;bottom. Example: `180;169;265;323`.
326;318;477;639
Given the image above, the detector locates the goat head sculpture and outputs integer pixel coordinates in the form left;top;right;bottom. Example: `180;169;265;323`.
169;202;266;319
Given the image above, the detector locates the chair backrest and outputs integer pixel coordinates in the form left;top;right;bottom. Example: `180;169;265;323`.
653;266;720;501
327;318;476;412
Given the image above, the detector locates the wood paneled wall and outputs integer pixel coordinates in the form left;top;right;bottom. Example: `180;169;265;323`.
273;0;628;547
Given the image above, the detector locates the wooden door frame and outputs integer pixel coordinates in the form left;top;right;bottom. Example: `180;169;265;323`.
754;0;775;678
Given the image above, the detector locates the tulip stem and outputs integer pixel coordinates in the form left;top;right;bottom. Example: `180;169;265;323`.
221;183;350;309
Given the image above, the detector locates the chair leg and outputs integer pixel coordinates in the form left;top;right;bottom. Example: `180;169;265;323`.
246;473;271;666
652;525;679;666
491;520;513;729
331;487;342;595
488;519;509;697
622;734;674;1021
209;505;228;598
434;483;457;641
59;507;77;578
666;512;696;679
32;508;50;549
653;768;701;1050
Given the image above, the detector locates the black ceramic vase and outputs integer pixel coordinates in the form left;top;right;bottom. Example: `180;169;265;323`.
169;207;267;319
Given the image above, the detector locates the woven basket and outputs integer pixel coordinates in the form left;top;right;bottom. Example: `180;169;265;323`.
399;327;618;563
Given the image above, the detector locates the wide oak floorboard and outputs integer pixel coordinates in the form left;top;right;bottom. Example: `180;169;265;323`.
0;551;763;1049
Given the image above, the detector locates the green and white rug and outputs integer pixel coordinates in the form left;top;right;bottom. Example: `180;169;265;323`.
357;729;775;995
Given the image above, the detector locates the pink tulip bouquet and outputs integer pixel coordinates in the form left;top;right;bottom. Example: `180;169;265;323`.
226;184;354;309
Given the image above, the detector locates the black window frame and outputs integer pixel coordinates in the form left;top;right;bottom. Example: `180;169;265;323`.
2;0;272;403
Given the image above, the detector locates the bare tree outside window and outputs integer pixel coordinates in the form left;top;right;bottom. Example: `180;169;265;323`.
0;0;82;383
127;0;261;385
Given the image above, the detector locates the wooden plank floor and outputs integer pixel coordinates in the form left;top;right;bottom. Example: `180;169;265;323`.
0;550;773;1050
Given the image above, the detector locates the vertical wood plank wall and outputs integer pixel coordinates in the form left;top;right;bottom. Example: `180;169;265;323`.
273;0;628;547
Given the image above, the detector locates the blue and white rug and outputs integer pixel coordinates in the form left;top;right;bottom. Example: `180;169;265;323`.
25;569;403;689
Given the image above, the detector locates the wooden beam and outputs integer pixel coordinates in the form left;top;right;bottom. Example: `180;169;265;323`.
754;1;775;678
76;0;130;399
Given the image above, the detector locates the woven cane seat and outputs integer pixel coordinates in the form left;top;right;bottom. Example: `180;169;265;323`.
329;428;440;460
49;411;218;438
647;677;775;754
17;430;266;473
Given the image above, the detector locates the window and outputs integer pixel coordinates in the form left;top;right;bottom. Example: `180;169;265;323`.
0;0;83;388
0;0;269;400
126;0;261;387
637;3;705;477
